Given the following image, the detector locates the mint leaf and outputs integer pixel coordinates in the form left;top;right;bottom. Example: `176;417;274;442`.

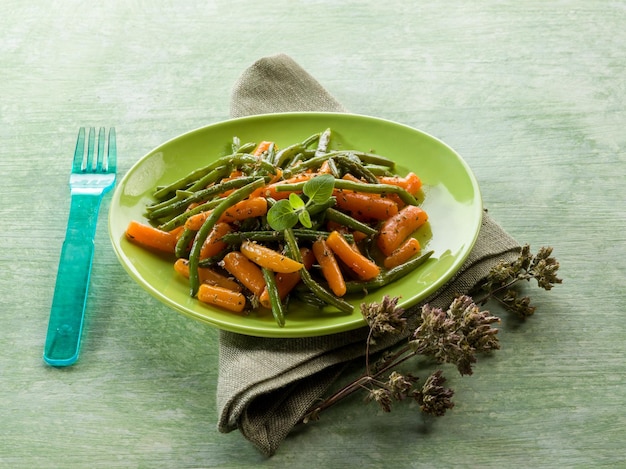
267;199;298;231
303;174;335;205
298;209;312;228
289;192;306;210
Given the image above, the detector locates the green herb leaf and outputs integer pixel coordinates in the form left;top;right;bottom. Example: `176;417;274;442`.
267;199;298;231
289;192;306;210
298;209;312;228
303;174;335;205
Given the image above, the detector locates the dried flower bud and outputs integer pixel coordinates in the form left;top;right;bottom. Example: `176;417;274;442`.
502;290;536;318
365;388;393;413
410;295;500;375
360;295;407;337
414;370;455;417
386;371;418;401
530;246;562;290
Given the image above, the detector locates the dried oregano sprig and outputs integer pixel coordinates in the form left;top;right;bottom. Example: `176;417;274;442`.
478;244;562;318
302;245;561;423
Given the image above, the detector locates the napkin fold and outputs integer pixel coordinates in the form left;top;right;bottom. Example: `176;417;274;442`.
217;54;521;457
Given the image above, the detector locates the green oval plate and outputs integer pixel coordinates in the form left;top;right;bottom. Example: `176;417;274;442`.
108;112;482;338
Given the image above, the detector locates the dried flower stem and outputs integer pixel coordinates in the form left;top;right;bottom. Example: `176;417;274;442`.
302;245;561;423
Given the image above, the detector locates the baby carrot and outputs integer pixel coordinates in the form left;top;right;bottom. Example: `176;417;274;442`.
185;210;212;231
377;205;428;256
326;230;380;281
200;222;231;259
185;197;268;231
252;141;274;157
240;240;304;273
383;237;421;269
174;258;242;292
197;283;246;313
333;189;398;221
254;173;315;199
259;248;314;308
222;251;266;296
378;172;422;195
313;238;346;296
125;220;179;253
220;197;268;223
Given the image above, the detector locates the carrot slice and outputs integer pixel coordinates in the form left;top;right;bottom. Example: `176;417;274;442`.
326;230;380;281
333;190;398;221
200;222;231;259
252;173;315;199
252;141;274;157
222;251;266;296
185;198;268;231
313;238;346;296
378;172;422;195
259;248;315;308
383;237;421;269
240;240;304;273
125;220;178;253
185;211;212;231
174;258;242;292
220;197;268;223
377;205;428;256
197;284;246;313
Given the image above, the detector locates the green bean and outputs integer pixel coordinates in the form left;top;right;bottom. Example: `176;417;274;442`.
302;131;322;148
294;291;328;309
324;208;378;236
333;179;418;206
146;189;194;213
273;131;323;167
334;154;379;184
347;151;396;168
187;178;266;296
284;228;354;314
157;197;224;232
221;229;354;245
307;196;337;216
364;164;393;176
147;175;259;220
274;143;304;168
344;250;434;294
296;149;318;161
282;149;397;178
326;157;341;178
151;152;243;200
285;152;304;168
282;153;332;177
262;268;286;327
232;154;277;176
185;165;230;194
175;228;196;258
314;128;331;156
237;142;257;154
231;136;241;153
259;142;276;164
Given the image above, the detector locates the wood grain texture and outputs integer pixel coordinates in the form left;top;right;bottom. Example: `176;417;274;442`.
1;0;624;467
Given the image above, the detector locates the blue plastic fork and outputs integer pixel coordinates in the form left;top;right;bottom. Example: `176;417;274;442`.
43;127;117;366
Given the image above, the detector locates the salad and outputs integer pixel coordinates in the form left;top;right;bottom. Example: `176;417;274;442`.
124;129;432;327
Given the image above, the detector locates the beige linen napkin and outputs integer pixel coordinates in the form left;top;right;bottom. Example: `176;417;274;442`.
217;54;521;456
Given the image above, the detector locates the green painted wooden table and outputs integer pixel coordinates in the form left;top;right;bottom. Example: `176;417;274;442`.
2;1;624;467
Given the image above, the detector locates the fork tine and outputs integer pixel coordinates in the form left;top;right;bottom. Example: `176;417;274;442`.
72;127;86;172
107;127;117;173
86;127;96;172
96;127;106;172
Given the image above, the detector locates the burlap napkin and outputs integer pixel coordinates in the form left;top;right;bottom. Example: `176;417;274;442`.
217;54;521;457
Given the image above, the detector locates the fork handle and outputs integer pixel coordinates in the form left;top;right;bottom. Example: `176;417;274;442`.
43;193;104;366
